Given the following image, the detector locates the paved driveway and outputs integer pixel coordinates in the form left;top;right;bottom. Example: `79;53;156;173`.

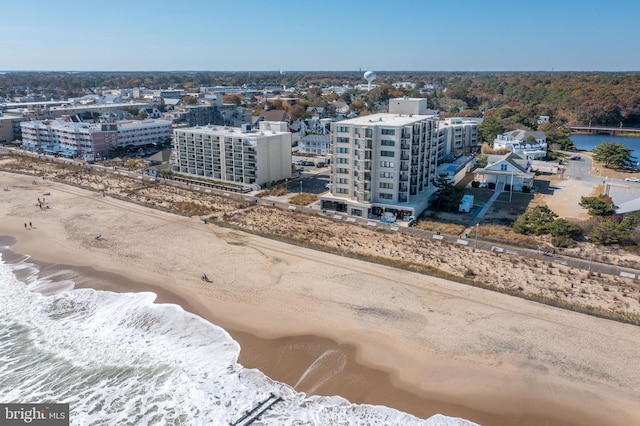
533;157;598;220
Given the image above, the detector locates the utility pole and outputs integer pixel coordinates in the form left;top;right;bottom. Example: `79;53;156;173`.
475;223;479;249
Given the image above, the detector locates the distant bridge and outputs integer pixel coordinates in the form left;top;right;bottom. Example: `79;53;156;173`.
570;126;640;136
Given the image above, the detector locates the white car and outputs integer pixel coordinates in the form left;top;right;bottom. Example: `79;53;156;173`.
625;177;640;182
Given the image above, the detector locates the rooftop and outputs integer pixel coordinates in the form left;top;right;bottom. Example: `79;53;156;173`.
175;125;289;138
338;112;436;127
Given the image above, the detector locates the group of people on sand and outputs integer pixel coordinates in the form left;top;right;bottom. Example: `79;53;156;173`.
24;222;33;230
36;195;52;210
201;273;212;283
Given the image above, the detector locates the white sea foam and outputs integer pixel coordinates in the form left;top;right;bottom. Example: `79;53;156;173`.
0;253;477;425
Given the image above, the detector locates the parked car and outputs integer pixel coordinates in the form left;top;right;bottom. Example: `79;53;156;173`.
625;177;640;182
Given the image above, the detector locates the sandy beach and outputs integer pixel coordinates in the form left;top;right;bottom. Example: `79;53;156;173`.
2;170;640;425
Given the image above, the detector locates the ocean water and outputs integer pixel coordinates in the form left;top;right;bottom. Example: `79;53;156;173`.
0;249;475;426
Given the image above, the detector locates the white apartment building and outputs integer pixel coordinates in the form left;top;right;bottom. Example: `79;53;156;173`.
321;98;442;219
438;117;481;156
20;119;171;161
172;125;292;188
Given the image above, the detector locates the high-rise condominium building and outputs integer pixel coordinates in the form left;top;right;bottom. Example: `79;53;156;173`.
172;125;291;188
321;98;443;219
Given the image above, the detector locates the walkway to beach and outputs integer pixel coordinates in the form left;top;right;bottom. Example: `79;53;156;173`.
462;181;505;237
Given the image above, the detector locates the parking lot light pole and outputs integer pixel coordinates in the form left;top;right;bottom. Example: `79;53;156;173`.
300;180;303;193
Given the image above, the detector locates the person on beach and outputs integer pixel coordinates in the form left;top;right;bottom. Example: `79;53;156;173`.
29;222;32;229
24;223;27;229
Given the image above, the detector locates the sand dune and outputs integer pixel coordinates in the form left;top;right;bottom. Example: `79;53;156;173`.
1;168;640;425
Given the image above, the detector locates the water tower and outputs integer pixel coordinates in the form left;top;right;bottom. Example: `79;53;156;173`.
364;70;377;91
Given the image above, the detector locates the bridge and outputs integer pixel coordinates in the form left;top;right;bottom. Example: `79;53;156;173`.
570;125;640;136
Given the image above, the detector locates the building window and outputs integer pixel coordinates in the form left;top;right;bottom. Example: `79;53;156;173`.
500;164;508;171
336;167;349;174
336;188;349;194
379;192;393;199
337;147;349;154
380;172;394;178
381;129;396;135
336;126;349;133
380;182;394;189
365;129;373;138
380;161;395;168
336;137;350;143
337;178;349;184
381;150;395;157
381;139;395;146
336;157;349;164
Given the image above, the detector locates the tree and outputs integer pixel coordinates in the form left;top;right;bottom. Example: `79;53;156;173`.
223;94;242;105
182;95;197;105
513;205;558;235
579;195;615;216
589;220;626;245
431;173;464;212
592;141;635;169
478;118;504;144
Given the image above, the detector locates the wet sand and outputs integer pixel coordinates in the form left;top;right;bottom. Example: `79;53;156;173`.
1;172;640;425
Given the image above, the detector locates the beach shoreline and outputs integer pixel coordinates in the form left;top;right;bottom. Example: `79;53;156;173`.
2;172;640;425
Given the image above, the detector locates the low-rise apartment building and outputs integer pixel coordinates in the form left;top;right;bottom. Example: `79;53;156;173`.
172;125;291;188
0;112;24;144
20;119;171;161
321;98;442;219
438;117;481;155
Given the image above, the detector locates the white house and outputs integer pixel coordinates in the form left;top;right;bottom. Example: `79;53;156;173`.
493;129;547;159
473;152;535;191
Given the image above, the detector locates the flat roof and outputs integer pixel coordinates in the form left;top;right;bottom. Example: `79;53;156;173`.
338;112;436;127
175;125;289;138
118;119;171;128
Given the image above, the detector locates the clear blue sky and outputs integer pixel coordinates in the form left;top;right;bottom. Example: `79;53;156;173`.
2;0;639;72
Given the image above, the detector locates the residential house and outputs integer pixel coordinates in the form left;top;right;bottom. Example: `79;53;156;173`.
333;101;350;115
473;152;535;191
259;109;290;123
306;106;326;118
493;129;547;159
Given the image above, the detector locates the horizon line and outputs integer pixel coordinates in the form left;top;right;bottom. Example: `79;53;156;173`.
2;70;640;74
